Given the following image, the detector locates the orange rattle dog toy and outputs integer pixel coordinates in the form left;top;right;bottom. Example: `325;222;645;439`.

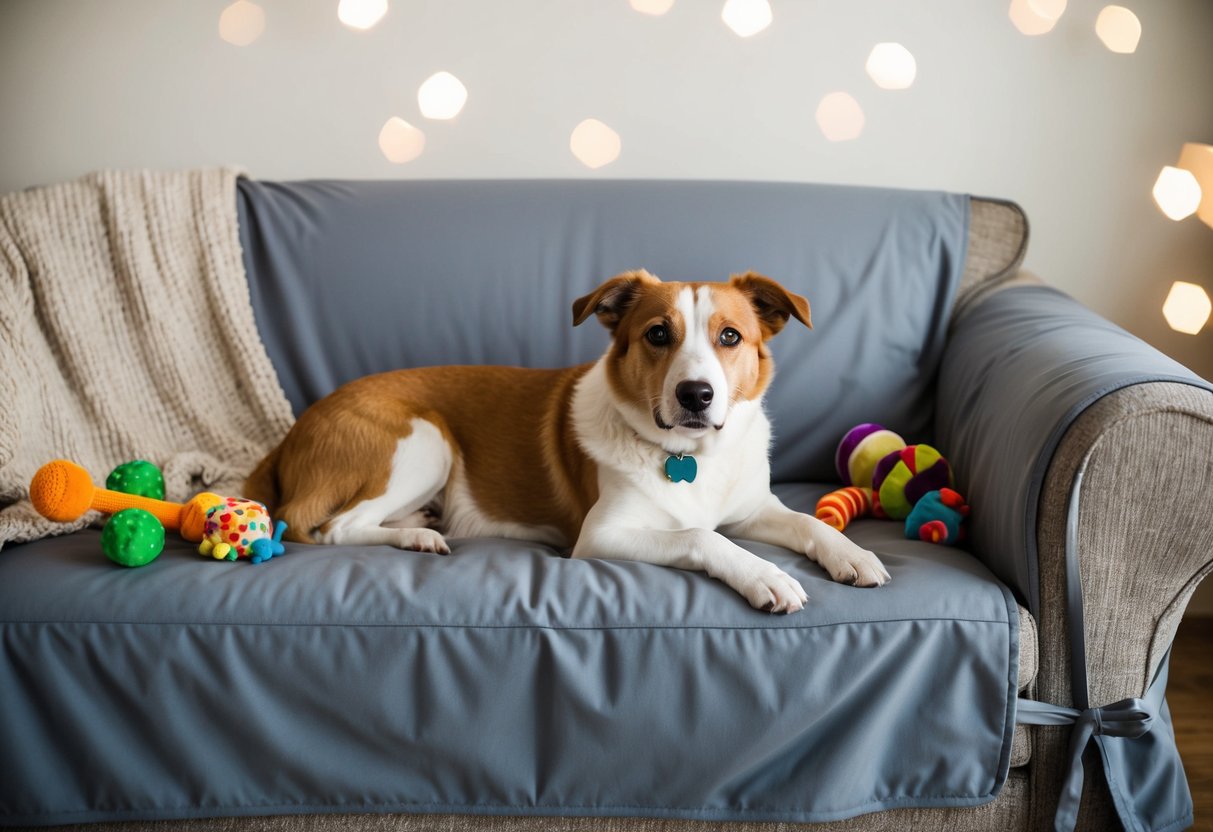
29;459;222;543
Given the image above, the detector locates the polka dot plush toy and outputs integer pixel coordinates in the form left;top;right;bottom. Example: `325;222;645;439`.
198;497;286;564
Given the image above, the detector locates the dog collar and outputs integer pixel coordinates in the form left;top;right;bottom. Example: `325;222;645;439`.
664;453;697;484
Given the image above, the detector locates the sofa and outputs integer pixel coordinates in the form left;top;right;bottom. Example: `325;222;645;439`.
1;175;1210;832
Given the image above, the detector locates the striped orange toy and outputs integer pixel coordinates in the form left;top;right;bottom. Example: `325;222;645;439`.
815;486;873;532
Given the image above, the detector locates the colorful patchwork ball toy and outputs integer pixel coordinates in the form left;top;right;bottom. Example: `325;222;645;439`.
906;488;969;545
199;497;287;564
824;425;969;546
871;444;953;520
834;423;907;489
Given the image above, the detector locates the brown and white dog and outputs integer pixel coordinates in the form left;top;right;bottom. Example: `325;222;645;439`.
245;270;889;612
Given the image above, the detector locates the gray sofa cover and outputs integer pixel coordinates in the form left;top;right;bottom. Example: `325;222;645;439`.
1;489;1020;825
0;178;1206;832
236;179;966;483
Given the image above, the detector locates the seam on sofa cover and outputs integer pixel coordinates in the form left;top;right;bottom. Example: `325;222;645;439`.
0;616;1017;629
6;768;1034;831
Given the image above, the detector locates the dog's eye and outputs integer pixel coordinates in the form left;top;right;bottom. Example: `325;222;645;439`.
719;328;742;347
646;325;670;346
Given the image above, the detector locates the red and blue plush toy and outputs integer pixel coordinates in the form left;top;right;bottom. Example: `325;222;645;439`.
905;487;969;545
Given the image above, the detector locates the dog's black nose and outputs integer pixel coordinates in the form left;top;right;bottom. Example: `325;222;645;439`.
676;380;714;413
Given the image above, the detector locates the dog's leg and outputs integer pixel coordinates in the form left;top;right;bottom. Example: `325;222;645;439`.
572;520;808;613
315;420;451;554
319;524;449;553
721;495;890;587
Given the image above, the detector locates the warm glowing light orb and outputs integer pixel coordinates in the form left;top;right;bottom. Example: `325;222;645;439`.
570;119;622;170
1027;0;1067;21
630;0;675;15
1178;143;1213;229
1096;6;1142;54
338;0;388;30
417;72;468;120
219;0;265;46
1162;282;1212;335
721;0;772;38
1008;0;1058;35
378;117;425;163
1152;166;1202;221
865;43;917;90
816;92;865;142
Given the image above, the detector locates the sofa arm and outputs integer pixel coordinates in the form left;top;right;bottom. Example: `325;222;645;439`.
1034;382;1213;702
937;283;1213;830
937;283;1212;630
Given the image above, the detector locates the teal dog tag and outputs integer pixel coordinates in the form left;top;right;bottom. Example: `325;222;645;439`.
664;454;697;483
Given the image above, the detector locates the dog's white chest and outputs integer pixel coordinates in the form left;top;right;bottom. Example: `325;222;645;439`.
643;461;745;529
620;433;771;530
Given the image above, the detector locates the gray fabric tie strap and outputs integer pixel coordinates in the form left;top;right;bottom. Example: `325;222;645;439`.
1016;660;1163;832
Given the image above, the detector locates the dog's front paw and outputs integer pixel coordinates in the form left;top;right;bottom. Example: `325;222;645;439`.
737;561;809;614
817;543;890;587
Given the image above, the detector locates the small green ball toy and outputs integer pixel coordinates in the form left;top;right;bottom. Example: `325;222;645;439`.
106;460;165;500
101;508;165;567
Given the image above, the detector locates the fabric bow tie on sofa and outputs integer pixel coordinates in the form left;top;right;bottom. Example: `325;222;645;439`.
1;170;1210;832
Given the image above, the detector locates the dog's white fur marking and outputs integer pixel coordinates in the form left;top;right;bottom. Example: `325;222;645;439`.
442;464;566;546
317;417;565;552
569;288;890;613
571;359;814;612
317;419;452;553
659;287;730;431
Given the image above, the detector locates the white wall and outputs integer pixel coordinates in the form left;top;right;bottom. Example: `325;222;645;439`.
2;1;1211;371
3;0;1213;605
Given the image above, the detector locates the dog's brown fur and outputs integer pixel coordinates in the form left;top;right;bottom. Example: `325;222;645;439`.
244;365;599;544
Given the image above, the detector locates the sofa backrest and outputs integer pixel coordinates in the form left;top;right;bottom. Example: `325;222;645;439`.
238;179;970;483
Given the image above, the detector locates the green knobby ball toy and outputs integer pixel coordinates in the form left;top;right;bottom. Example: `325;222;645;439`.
106;460;165;500
101;508;165;567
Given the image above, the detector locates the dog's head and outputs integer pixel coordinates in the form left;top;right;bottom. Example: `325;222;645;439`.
572;269;810;440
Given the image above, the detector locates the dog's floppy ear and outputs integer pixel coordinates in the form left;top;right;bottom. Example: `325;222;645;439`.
572;269;661;330
730;271;811;338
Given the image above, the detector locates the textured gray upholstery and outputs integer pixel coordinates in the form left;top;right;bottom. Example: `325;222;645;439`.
954;198;1029;319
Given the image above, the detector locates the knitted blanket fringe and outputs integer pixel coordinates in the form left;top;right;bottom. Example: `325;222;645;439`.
0;168;295;550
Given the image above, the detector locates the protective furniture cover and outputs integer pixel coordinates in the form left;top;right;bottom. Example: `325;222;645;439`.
0;178;1200;831
1;491;1019;825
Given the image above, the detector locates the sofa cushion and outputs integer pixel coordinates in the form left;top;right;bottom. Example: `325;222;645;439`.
237;179;969;484
0;484;1022;826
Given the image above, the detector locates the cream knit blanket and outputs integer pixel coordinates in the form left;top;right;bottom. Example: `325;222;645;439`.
0;168;295;549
